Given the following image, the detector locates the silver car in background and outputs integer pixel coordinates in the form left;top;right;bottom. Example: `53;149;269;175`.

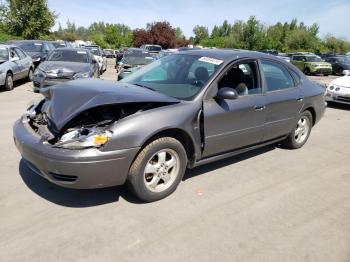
0;44;34;91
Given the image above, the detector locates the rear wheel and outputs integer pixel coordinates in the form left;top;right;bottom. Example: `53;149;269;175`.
303;67;311;75
283;111;312;149
127;137;187;202
3;73;14;91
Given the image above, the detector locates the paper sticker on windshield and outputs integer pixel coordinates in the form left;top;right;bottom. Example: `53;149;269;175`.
34;43;42;46
77;51;87;54
198;56;223;65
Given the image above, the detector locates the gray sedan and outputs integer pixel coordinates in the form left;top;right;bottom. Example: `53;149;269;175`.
13;49;326;202
32;48;100;92
0;44;34;91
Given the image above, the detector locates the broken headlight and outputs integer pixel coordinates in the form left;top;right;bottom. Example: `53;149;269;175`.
54;128;113;149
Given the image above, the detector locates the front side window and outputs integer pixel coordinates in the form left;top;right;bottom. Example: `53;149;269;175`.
121;54;223;100
261;60;295;91
218;61;261;96
14;48;27;59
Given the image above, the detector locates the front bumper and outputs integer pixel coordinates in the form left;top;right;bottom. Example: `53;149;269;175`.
13;118;140;189
325;93;350;105
33;76;73;92
310;67;332;74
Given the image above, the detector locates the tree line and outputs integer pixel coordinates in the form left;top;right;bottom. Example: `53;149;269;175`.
0;0;349;53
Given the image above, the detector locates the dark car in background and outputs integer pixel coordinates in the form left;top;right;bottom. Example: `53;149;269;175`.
7;40;55;67
117;48;154;80
103;49;115;58
14;49;325;202
32;48;99;92
140;44;162;54
324;56;350;75
51;41;73;49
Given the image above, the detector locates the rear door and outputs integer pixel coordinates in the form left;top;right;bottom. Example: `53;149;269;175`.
14;47;30;78
202;59;266;157
259;59;303;141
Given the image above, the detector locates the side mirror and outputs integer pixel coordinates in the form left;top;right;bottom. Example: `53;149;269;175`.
10;56;19;62
217;87;238;100
343;70;350;76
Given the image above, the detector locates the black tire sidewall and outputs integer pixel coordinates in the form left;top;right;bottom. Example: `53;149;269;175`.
4;73;13;91
128;138;187;202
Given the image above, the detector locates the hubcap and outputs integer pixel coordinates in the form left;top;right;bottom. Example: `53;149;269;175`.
144;149;180;193
294;116;310;144
7;75;13;89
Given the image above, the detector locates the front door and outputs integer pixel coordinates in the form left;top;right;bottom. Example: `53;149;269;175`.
202;60;266;157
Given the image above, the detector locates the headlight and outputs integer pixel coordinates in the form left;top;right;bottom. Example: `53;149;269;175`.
73;72;90;79
328;85;334;91
54;128;112;149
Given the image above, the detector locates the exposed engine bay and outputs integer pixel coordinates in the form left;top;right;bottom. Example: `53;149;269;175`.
25;99;171;149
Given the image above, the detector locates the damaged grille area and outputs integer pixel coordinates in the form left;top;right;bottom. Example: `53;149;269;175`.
26;99;173;147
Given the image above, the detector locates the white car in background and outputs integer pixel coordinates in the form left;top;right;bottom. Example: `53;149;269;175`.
326;70;350;105
83;45;107;74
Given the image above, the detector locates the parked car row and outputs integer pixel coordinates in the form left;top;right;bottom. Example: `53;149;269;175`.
0;39;110;91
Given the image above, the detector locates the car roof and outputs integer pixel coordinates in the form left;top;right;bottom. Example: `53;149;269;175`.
54;47;89;52
176;48;282;62
7;40;48;43
0;44;13;48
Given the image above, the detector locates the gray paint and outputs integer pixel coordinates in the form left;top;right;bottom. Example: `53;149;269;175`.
13;50;326;189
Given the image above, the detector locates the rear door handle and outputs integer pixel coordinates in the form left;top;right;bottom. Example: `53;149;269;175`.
254;105;266;111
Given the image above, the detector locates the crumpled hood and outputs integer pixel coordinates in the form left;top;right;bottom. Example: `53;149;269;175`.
331;75;350;87
38;61;90;74
41;79;179;132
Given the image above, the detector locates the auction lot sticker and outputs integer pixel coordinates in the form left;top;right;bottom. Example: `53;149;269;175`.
198;56;223;65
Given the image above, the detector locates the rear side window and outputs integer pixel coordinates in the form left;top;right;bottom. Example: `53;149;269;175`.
261;60;295;92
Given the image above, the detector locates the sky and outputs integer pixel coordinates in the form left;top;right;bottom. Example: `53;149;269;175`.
48;0;350;39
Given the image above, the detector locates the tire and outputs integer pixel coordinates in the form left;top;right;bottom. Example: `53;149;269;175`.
127;137;187;202
283;111;312;149
3;73;14;91
338;67;344;76
324;74;329;77
27;67;34;82
303;67;311;75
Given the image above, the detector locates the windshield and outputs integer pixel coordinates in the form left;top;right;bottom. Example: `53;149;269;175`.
47;50;89;63
146;46;162;52
122;49;154;65
52;42;66;48
305;56;323;62
17;42;43;52
336;58;350;64
121;54;223;100
85;48;101;56
0;48;8;61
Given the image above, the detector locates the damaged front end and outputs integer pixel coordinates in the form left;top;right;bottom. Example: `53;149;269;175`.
25;98;172;150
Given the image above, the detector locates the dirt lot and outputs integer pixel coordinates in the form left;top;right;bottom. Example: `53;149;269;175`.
0;59;349;262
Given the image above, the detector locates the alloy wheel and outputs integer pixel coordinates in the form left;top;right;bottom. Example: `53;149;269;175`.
143;149;180;193
294;116;310;144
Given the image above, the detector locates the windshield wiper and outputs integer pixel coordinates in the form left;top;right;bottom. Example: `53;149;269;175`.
132;83;156;91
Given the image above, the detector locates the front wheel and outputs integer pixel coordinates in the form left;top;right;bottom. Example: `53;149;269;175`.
283;111;312;149
3;73;14;91
127;137;187;202
303;67;311;75
27;68;34;82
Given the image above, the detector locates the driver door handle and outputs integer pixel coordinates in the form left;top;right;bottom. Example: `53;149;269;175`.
254;105;266;111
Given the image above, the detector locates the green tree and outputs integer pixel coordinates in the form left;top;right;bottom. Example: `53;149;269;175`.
193;25;209;45
4;0;56;39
